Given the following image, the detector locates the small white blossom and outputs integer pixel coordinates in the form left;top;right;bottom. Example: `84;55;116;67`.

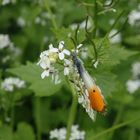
132;62;140;78
49;125;85;140
52;73;61;85
17;17;26;27
126;80;140;94
57;41;70;60
109;29;121;44
64;59;72;75
2;0;10;5
93;60;99;69
1;77;25;92
128;10;140;26
71;44;83;54
37;50;51;69
0;34;10;49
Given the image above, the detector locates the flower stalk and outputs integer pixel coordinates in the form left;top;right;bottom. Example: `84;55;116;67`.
66;81;78;140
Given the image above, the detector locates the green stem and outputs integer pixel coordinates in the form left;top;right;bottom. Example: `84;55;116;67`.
108;106;124;139
9;93;15;139
34;97;42;140
66;83;78;140
128;128;135;140
44;0;57;29
93;0;98;37
89;117;140;140
10;105;15;130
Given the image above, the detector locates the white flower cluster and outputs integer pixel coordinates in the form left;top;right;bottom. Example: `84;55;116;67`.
17;17;26;27
49;125;85;140
1;77;25;92
1;0;10;5
126;62;140;94
0;34;10;49
1;0;16;5
128;5;140;26
37;41;71;80
109;29;121;44
0;34;21;63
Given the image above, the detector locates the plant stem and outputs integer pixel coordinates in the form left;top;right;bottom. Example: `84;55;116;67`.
88;117;140;140
66;83;78;140
34;97;42;140
93;0;98;37
108;106;124;139
44;0;57;29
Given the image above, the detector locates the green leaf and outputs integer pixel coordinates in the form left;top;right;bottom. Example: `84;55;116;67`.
8;62;63;96
8;62;42;83
0;126;12;140
29;77;63;96
94;37;137;68
91;71;117;96
14;123;35;140
124;35;140;46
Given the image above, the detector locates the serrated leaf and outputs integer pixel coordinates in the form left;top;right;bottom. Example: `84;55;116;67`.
93;37;137;68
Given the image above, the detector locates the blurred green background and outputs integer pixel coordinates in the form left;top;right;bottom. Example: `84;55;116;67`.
0;0;140;140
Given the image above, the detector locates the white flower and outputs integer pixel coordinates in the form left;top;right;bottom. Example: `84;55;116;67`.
0;34;10;49
17;17;26;27
57;41;70;60
2;0;10;5
93;60;99;69
49;125;85;140
64;59;72;75
126;80;140;94
50;128;66;140
1;77;25;92
70;125;85;140
52;73;61;85
128;10;140;26
37;50;50;69
109;29;121;44
71;44;83;54
132;62;140;78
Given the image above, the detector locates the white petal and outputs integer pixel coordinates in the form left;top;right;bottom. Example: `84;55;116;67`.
64;67;69;75
93;61;98;68
50;47;58;53
41;70;49;79
77;44;83;49
49;44;54;49
63;49;70;55
40;61;47;69
59;52;64;60
64;59;71;65
58;41;64;50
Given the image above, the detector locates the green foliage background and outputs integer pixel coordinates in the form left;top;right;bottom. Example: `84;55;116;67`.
0;0;140;140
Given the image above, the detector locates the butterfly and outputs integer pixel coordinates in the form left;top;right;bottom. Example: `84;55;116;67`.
72;52;106;113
